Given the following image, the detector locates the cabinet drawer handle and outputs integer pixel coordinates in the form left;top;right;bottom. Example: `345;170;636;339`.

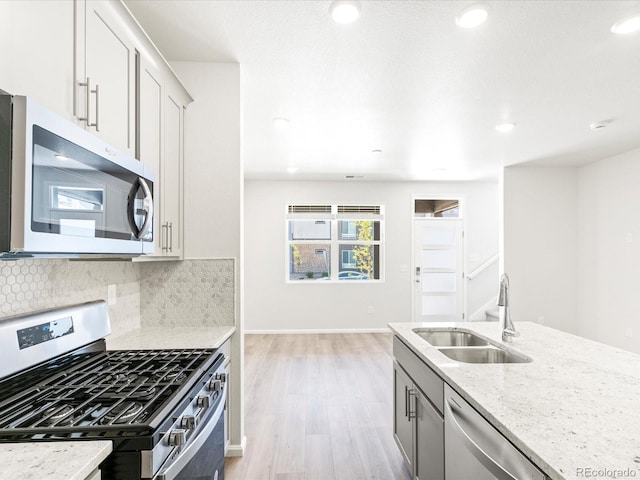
168;222;173;252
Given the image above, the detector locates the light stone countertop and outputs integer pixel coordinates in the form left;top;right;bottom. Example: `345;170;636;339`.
388;321;640;480
0;441;112;480
106;325;235;350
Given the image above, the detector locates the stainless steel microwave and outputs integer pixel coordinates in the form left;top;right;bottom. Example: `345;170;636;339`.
0;95;155;258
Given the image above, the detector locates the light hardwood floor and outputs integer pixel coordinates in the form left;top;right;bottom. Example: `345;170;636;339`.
225;333;412;480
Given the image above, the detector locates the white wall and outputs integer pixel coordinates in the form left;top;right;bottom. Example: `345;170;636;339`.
244;180;499;332
170;61;245;453
577;147;640;353
503;166;578;334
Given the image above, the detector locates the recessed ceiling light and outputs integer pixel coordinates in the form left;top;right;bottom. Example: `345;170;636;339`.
287;167;298;174
431;168;446;173
589;122;607;131
273;117;290;130
611;15;640;34
495;122;515;133
455;3;489;29
371;149;382;154
329;0;361;24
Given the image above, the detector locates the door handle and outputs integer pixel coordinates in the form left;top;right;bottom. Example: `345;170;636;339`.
168;222;173;252
415;266;421;283
127;178;154;240
407;388;417;420
77;77;99;130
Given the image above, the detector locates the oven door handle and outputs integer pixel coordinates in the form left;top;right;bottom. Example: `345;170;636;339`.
154;380;226;480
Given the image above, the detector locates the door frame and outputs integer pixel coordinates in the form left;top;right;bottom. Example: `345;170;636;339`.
411;194;467;322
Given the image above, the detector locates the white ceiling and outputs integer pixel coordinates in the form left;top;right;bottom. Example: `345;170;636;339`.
124;0;640;182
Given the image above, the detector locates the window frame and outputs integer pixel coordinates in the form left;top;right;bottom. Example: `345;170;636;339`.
285;204;384;283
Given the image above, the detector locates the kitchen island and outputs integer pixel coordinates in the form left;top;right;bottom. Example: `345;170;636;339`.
389;321;640;480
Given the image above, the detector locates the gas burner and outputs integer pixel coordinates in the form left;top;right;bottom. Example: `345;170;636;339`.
40;404;76;426
103;372;148;385
126;384;156;402
102;401;145;425
153;367;186;384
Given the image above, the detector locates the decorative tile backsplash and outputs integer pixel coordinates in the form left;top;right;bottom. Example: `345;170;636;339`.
140;259;235;327
0;258;235;335
0;258;140;338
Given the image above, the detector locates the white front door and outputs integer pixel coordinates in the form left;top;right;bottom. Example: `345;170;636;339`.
413;219;464;322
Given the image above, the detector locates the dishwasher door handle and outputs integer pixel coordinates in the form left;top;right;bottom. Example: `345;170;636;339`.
445;398;517;480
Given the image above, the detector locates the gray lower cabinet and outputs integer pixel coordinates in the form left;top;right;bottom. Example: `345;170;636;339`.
393;338;444;480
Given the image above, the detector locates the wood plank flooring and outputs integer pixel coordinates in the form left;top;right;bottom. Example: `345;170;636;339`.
225;333;411;480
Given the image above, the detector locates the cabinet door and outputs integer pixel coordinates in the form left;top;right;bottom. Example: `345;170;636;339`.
79;0;136;154
413;388;444;480
6;1;75;120
163;93;183;257
393;361;413;471
138;58;164;255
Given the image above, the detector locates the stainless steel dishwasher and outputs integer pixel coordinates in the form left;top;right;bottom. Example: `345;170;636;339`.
444;385;546;480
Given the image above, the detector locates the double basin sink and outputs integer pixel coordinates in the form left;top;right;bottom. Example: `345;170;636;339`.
413;328;532;364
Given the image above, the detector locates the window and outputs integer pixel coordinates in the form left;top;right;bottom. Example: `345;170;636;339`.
414;199;460;218
287;204;384;282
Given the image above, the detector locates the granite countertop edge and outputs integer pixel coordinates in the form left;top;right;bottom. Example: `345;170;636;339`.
106;325;236;350
0;441;112;480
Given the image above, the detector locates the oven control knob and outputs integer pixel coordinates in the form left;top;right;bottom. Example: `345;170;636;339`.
214;373;226;382
180;415;196;430
207;379;222;392
168;429;187;446
196;395;211;408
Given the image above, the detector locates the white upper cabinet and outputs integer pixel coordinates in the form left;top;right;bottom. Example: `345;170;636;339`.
74;0;136;155
163;93;184;258
3;1;75;118
136;38;192;260
138;57;164;256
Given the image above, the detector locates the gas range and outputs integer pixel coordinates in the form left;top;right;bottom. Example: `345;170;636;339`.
0;301;226;480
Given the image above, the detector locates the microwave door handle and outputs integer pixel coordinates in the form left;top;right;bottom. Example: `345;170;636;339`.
138;177;154;238
127;178;154;240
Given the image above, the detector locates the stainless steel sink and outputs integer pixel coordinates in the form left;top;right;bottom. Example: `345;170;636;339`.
413;328;490;347
437;346;531;364
412;327;532;364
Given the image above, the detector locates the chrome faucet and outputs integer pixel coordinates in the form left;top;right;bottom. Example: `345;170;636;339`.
497;273;519;342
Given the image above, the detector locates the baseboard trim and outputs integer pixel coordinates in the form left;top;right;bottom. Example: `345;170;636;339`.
225;436;247;457
244;328;391;334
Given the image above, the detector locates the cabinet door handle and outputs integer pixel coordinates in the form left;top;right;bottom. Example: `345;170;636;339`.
404;386;409;419
161;223;168;251
168;222;173;252
92;83;100;132
78;77;91;125
415;266;420;284
408;389;417;420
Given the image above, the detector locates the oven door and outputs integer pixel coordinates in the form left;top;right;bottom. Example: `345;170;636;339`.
154;373;226;480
